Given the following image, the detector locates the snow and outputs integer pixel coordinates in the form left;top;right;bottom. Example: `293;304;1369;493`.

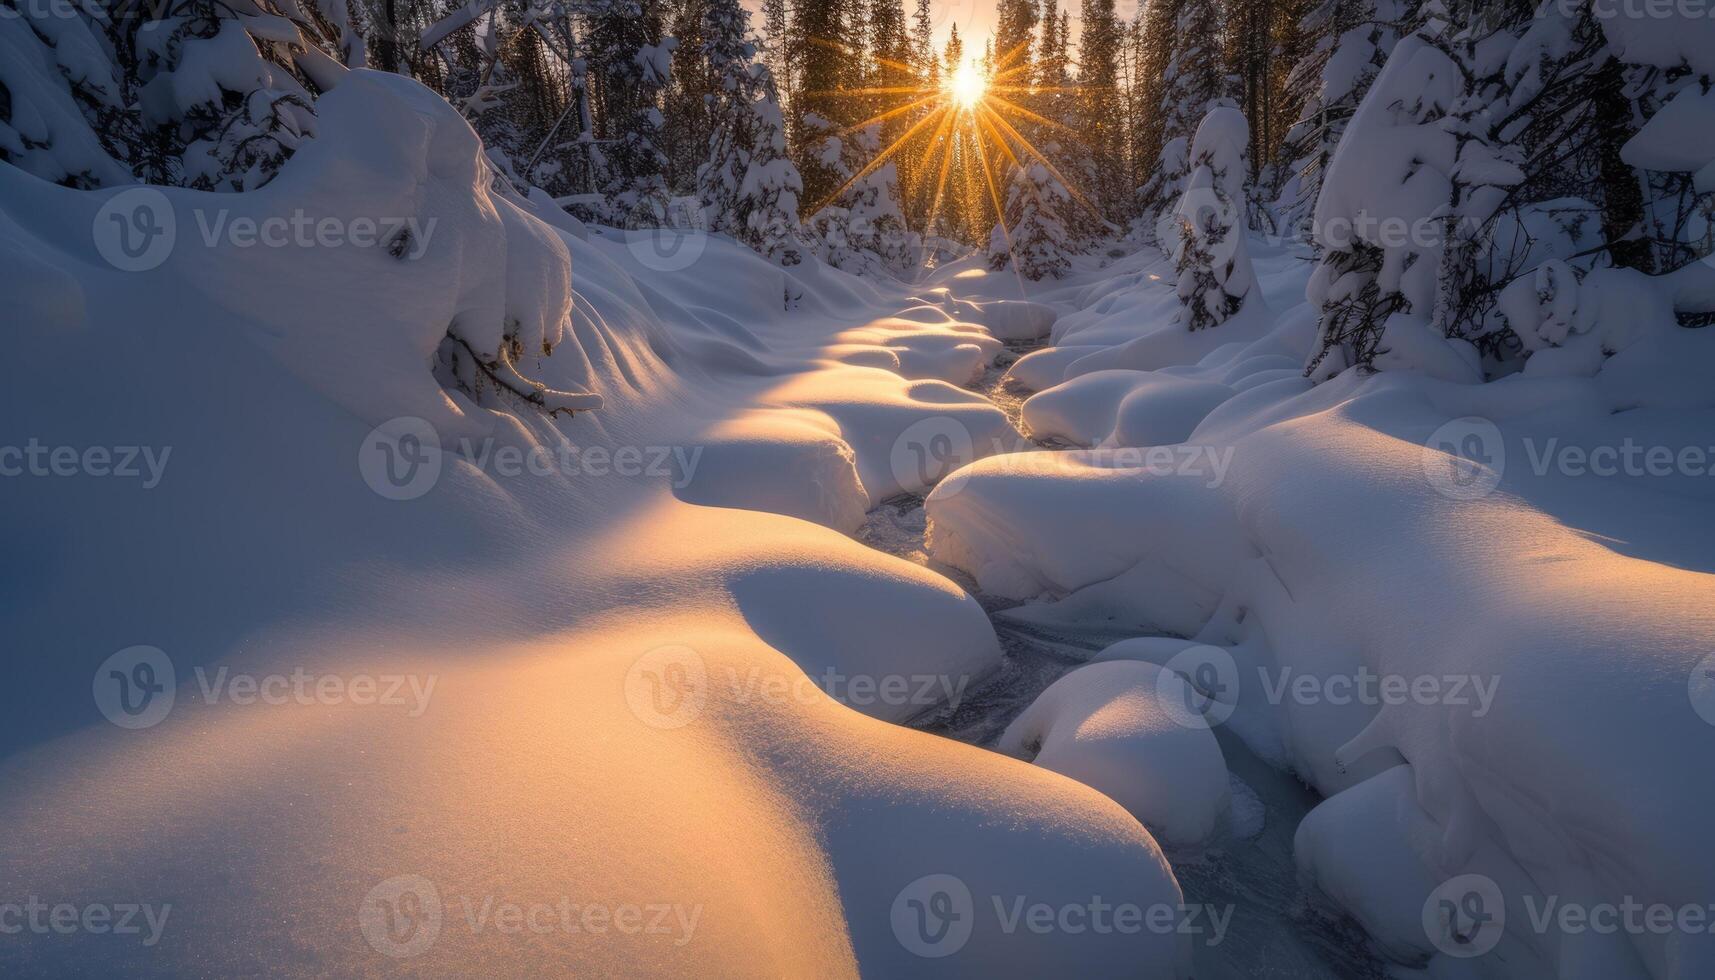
0;72;1194;977
999;660;1232;847
6;14;1715;976
1622;86;1715;175
927;237;1715;979
1018;370;1236;448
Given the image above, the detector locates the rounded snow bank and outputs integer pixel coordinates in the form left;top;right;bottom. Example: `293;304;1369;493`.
1022;370;1154;446
1111;376;1236;448
972;299;1059;342
1020;370;1235;447
673;409;869;533
1000;660;1230;847
180;70;606;441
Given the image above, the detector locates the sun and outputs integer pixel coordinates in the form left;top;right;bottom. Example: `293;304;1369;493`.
947;61;987;110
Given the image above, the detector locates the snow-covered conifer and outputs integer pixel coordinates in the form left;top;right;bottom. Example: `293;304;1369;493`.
988;160;1074;280
1170;106;1255;328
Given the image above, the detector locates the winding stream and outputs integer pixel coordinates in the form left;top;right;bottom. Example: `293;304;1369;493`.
856;340;1391;979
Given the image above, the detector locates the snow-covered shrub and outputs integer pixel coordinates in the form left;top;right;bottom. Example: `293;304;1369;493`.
1495;260;1683;373
988;161;1073;280
1168;106;1255;330
0;10;134;187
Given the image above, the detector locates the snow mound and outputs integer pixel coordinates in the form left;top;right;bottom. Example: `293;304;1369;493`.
999;660;1231;847
674;409;868;532
1022;370;1157;446
1111;377;1236;448
188;70;603;440
972;299;1059;342
1005;344;1105;391
831;316;1002;385
765;365;1015;504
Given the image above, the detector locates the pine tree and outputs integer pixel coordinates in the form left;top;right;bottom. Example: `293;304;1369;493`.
912;0;938;83
762;0;791;98
1274;0;1414;238
665;0;715;193
994;0;1039;80
787;0;854;205
989;161;1074;279
1128;0;1179;189
587;0;674;217
1156;0;1228;152
1076;0;1126;221
697;0;805;264
735;72;807;265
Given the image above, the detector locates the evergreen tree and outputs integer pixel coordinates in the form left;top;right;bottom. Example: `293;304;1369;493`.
666;0;715;193
994;0;1039;80
1171;106;1256;328
787;0;854;205
1076;0;1126;221
912;0;938;83
989;161;1074;279
1156;0;1228;153
697;0;805;264
1274;0;1414;238
587;0;674;216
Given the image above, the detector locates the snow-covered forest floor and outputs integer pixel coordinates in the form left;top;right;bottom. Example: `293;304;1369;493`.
4;68;1715;980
